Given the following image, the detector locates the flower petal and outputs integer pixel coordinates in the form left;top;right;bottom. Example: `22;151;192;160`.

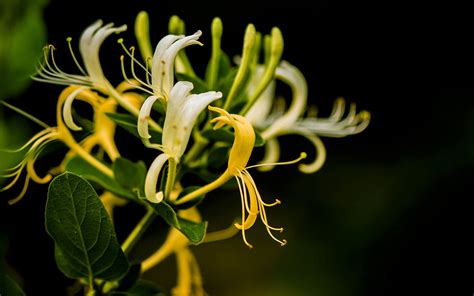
63;86;89;131
138;95;160;139
145;153;171;203
163;82;222;158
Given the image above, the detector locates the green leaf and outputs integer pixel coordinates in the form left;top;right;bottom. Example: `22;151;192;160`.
174;186;206;210
0;234;25;296
45;173;130;282
201;128;234;144
150;202;207;244
113;158;146;198
205;144;230;168
65;156;135;200
176;73;209;93
109;263;141;293
0;274;25;296
0;0;47;98
108;279;165;295
201;127;264;147
105;113;162;142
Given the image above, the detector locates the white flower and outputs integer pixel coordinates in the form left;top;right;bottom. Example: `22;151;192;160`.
34;20;127;131
34;20;126;90
139;81;222;203
246;61;370;173
150;31;202;101
79;20;127;90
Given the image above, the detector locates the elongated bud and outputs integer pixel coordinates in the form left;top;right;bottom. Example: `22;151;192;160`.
270;27;284;58
207;17;223;89
212;17;223;40
169;15;185;35
135;11;153;62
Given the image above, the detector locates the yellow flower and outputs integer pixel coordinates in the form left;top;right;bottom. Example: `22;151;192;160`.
1;86;117;204
176;106;306;248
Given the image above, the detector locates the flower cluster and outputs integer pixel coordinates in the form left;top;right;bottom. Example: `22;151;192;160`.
1;11;369;295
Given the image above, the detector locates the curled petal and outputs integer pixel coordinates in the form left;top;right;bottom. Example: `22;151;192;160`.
293;131;327;174
151;31;202;98
145;153;171;203
163;82;221;158
79;20;127;89
262;61;308;140
138;96;160;139
63;86;89;131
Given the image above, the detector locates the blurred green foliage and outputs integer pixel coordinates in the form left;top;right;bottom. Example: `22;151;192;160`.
0;0;48;99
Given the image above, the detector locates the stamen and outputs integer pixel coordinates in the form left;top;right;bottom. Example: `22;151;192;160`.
145;57;152;85
66;37;87;75
119;55;154;95
0;128;52;153
246;152;307;169
0;163;25;191
118;39;150;74
129;47;150;87
257;199;286;245
8;175;30;205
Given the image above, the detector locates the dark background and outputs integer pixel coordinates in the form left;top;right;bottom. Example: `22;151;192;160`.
1;0;472;295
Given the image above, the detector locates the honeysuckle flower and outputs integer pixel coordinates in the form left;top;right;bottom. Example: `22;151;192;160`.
141;208;205;296
34;20;126;91
151;31;202;101
33;20;133;133
246;61;370;173
140;81;222;203
175;106;306;248
1;126;60;205
1;86;116;204
126;31;202;104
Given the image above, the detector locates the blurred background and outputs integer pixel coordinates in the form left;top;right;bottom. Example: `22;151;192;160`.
1;0;472;295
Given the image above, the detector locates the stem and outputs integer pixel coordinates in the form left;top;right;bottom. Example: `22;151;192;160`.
67;141;114;177
164;157;177;200
183;130;209;165
121;207;155;255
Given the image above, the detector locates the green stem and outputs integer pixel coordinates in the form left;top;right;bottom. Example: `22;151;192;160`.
165;157;177;200
183;131;209;165
121;207;155;255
